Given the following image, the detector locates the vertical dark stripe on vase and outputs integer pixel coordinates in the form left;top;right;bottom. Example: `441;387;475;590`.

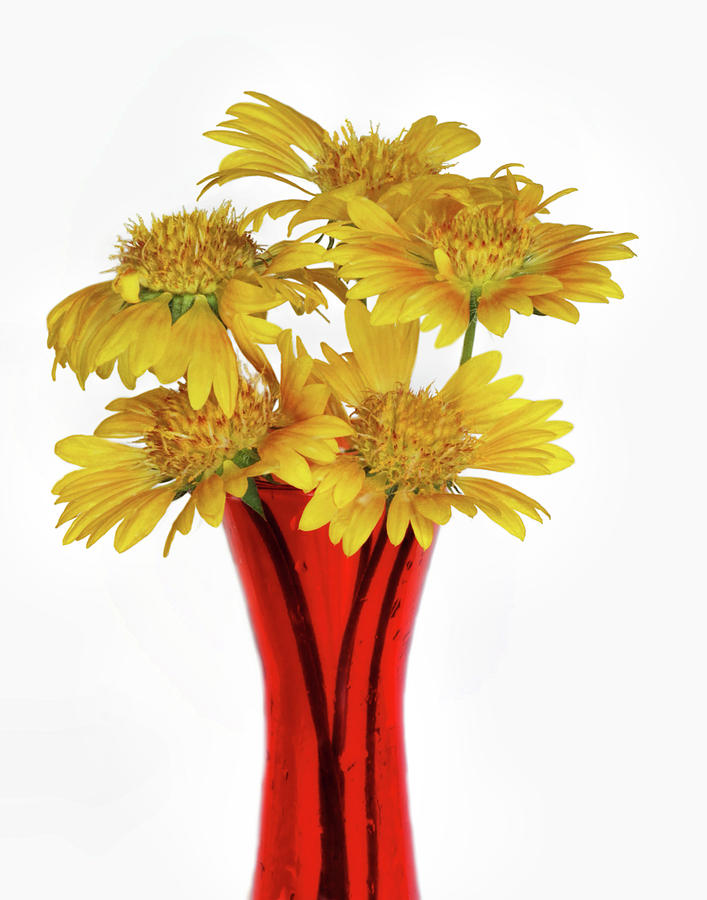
365;529;415;900
332;526;387;763
246;503;350;899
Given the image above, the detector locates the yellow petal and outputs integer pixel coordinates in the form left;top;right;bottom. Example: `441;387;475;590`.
408;502;436;549
477;298;511;336
113;271;141;304
221;463;250;497
265;241;328;274
55;435;141;467
332;463;365;507
164;496;197;556
340;491;386;556
194;474;226;527
264;445;312;491
114;489;173;552
433;248;456;280
228;313;277;385
387;492;412;545
347;197;405;237
413;494;452;525
300;490;338;531
344;300;418;394
220;277;283;318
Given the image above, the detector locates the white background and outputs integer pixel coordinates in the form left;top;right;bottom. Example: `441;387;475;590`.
2;1;705;897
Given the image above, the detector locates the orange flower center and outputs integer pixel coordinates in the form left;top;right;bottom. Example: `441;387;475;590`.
114;203;259;296
351;385;476;491
424;204;531;286
312;123;442;198
144;382;272;487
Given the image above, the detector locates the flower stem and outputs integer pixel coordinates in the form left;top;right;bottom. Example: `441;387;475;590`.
459;289;481;366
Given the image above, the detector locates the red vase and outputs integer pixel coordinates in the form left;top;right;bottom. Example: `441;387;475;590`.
222;482;436;900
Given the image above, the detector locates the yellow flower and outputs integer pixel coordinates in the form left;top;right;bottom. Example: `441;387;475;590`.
328;169;637;343
299;302;573;555
52;332;352;554
200;92;480;231
47;203;334;409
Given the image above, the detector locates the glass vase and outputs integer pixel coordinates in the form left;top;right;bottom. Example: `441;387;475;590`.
222;481;436;900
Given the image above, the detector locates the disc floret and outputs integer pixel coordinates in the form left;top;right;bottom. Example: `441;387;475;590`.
351;385;477;493
140;381;272;489
113;203;258;299
313;123;444;198
423;204;531;288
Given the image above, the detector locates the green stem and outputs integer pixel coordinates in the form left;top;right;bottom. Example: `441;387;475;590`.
459;289;481;366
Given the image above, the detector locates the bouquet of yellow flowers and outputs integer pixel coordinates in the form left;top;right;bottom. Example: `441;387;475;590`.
48;92;635;556
47;92;636;899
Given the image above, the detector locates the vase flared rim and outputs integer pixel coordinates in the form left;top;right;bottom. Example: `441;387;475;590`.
251;478;311;494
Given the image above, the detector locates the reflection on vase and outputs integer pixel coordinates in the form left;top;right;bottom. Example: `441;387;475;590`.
223;482;436;900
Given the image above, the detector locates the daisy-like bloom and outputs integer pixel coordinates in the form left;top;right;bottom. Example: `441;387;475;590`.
47;203;334;410
200;92;480;231
299;302;573;555
329;169;637;344
53;332;352;554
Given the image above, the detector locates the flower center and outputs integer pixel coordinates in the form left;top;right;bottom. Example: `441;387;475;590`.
423;204;531;286
351;386;477;492
114;203;259;296
143;382;272;488
312;123;442;198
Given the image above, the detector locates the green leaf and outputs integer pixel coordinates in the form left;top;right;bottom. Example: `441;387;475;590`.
241;478;264;518
169;293;195;323
233;447;260;468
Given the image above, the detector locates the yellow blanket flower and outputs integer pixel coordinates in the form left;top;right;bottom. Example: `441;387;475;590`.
52;332;352;554
200;92;480;231
299;302;573;555
328;170;637;344
47;204;336;410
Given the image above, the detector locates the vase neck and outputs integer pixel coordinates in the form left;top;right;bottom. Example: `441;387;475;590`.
223;487;435;900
